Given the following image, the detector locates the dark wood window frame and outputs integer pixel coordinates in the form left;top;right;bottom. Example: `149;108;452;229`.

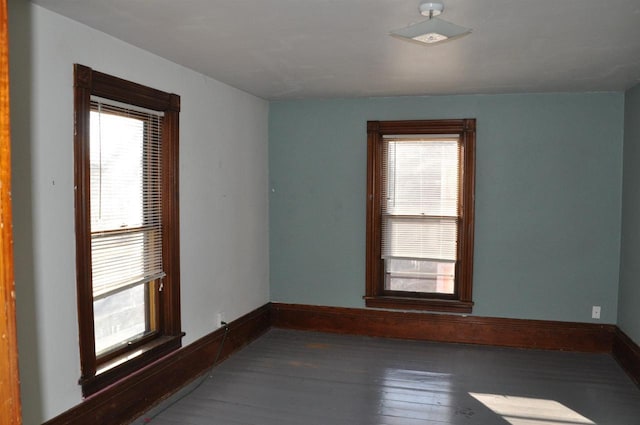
365;119;476;313
73;64;183;397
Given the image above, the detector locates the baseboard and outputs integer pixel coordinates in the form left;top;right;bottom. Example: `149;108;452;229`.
271;303;616;352
44;301;632;424
44;303;271;425
612;328;640;386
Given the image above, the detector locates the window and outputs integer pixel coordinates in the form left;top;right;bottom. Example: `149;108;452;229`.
365;119;476;313
73;64;182;396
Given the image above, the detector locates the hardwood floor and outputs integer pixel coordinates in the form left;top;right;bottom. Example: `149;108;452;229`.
134;329;640;425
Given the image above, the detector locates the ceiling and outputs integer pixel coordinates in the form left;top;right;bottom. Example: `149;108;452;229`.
32;0;640;100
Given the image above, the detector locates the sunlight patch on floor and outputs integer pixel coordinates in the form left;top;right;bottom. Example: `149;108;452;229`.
469;392;595;425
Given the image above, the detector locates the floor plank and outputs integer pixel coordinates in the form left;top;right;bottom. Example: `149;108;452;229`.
134;329;640;425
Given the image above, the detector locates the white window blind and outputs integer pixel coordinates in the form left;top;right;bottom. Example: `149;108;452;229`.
381;136;460;263
89;97;165;300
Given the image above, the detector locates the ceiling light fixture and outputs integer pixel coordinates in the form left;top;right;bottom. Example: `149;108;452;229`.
391;1;471;46
419;2;443;17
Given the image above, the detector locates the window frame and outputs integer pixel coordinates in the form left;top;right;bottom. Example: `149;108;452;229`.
73;64;182;396
365;119;476;313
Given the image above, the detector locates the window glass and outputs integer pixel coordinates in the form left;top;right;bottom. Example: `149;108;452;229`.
88;104;163;356
381;138;459;295
89;110;144;231
93;283;147;355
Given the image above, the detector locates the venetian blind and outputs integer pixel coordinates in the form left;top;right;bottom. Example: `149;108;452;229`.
89;97;165;300
381;136;460;262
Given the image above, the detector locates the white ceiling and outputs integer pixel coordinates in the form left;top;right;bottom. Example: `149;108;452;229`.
32;0;640;100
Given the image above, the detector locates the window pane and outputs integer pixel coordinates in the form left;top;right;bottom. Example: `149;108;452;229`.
90;110;144;231
385;258;455;294
94;283;148;356
383;140;459;217
88;102;164;355
381;137;460;295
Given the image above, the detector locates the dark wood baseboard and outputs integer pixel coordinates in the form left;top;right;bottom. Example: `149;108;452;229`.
612;327;640;386
44;302;638;424
271;303;616;353
44;303;271;425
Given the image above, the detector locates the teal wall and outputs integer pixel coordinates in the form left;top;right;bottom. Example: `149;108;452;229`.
619;83;640;344
269;93;624;323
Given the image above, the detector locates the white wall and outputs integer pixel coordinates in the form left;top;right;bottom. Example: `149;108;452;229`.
9;2;270;422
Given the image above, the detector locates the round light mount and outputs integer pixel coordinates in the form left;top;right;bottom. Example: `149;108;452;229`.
419;1;444;17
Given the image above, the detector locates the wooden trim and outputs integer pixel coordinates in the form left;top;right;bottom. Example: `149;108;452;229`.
365;119;476;312
73;64;97;381
79;335;183;397
459;119;476;302
372;119;477;135
73;64;182;396
162;97;181;336
44;303;271;425
91;69;177;112
612;328;640;386
43;303;638;423
364;296;473;313
365;122;381;300
271;303;615;353
0;0;22;421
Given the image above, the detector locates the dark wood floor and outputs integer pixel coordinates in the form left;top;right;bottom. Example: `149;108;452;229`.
134;329;640;425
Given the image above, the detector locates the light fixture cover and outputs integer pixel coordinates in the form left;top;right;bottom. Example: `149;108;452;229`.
390;17;471;45
419;2;444;17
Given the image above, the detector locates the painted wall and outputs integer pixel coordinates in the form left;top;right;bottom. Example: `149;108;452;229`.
9;2;269;422
618;83;640;346
269;93;624;324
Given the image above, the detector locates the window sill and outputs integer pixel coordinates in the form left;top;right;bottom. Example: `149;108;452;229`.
79;333;184;397
364;296;473;313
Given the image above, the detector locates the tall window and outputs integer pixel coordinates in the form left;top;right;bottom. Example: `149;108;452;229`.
365;119;476;313
74;64;182;396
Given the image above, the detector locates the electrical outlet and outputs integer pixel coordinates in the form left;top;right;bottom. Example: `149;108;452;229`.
216;311;226;328
592;306;601;320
